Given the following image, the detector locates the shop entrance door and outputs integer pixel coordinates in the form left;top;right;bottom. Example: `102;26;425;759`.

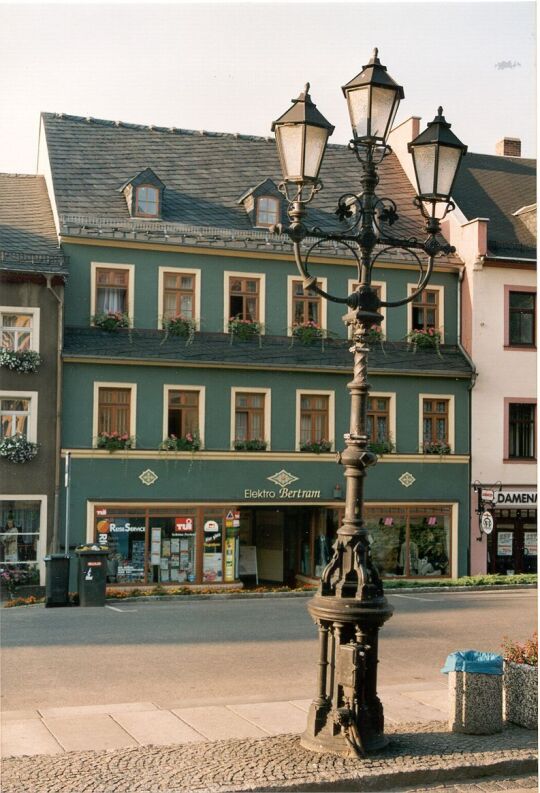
254;510;284;583
489;511;537;574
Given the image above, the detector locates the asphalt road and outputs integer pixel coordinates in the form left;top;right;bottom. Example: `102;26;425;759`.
1;590;536;711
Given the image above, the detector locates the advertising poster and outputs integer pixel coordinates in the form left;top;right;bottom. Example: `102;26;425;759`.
497;532;513;556
225;538;235;582
203;553;223;582
524;532;537;556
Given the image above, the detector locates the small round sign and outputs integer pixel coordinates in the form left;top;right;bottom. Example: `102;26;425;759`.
481;511;494;535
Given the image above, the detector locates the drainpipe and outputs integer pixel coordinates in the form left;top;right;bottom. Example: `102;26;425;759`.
457;266;478;576
46;275;64;553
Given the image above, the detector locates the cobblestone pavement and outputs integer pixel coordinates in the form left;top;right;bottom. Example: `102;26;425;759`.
392;773;538;792
2;722;536;793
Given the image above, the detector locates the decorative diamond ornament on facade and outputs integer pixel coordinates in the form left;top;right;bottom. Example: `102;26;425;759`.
399;471;416;488
139;469;158;486
267;469;299;487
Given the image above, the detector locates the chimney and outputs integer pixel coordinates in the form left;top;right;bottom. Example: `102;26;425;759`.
496;137;521;157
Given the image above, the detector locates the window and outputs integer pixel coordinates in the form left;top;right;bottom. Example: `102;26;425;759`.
0;309;39;352
232;390;270;449
229;276;260;321
0;500;43;579
367;396;390;443
256;196;279;228
95;267;129;315
412;289;439;331
136;186;159;217
167;390;199;437
162;272;196;320
98;388;131;436
292;279;321;327
508;291;536;346
509;403;536;459
422;398;449;444
300;394;329;445
1;397;30;438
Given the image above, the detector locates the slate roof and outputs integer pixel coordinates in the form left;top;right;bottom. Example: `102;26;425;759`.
0;173;68;275
42;113;460;268
63;327;474;377
452;152;536;259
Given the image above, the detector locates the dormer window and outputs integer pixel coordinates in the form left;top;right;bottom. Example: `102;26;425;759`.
256;196;279;228
120;168;164;220
136;186;160;217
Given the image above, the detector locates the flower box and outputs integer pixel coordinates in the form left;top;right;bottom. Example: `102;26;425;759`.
422;440;451;455
407;328;442;349
160;433;200;452
364;326;385;345
162;315;196;340
0;433;38;463
502;632;538;729
292;322;324;345
234;439;267;451
300;439;332;454
0;349;42;373
228;318;261;340
96;432;132;452
367;438;394;455
92;312;130;331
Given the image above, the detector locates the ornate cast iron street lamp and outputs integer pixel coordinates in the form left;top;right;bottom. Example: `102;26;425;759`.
270;48;467;758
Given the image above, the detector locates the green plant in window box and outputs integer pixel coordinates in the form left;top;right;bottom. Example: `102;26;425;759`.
92;312;130;331
234;439;267;451
364;326;385;346
96;432;133;452
291;321;324;345
162;315;196;342
228;317;262;341
0;433;38;463
300;439;332;454
159;432;201;452
422;439;451;455
406;327;442;351
0;349;42;373
367;438;394;455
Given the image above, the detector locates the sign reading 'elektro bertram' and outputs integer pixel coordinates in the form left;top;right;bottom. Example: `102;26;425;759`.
244;470;321;500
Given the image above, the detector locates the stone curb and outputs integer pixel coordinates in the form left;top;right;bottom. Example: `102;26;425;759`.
1;583;535;608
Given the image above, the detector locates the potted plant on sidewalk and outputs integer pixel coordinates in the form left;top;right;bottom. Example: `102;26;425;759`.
502;632;538;729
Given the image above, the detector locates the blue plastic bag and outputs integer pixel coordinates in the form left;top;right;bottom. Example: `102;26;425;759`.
441;650;503;675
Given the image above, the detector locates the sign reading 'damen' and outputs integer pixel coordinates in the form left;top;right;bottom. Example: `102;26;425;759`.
244;470;321;500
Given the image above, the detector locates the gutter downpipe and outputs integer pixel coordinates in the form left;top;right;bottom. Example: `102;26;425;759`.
458;265;478;576
46;274;64;554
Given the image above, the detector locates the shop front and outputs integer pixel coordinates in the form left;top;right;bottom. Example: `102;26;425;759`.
488;496;537;575
0;498;46;586
91;500;458;587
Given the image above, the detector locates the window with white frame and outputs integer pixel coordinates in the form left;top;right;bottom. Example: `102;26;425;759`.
0;308;40;352
231;388;270;450
135;186;160;218
256;196;280;228
91;263;134;322
0;391;38;442
296;390;335;452
0;499;43;576
93;383;137;447
163;386;205;448
419;393;454;453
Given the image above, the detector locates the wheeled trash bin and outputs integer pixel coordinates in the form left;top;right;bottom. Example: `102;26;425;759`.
44;554;70;607
75;546;109;607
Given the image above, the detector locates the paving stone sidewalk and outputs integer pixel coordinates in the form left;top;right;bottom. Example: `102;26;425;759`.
2;722;537;793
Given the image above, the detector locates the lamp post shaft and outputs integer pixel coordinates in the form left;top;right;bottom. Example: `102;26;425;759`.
301;324;393;757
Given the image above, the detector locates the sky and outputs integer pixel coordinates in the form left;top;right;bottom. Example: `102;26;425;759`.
0;1;536;174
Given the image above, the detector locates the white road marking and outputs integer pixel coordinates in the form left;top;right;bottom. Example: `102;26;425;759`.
105;605;137;613
389;593;438;602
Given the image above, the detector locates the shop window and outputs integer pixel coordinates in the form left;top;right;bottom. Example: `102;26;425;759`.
162;272;196;321
412;289;439;331
228;276;260;322
367;397;390;444
508;403;536;459
0;308;39;352
94;267;129;316
508;291;536;347
299;394;330;448
256;196;279;228
364;506;451;578
97;387;131;437
234;392;266;446
422;398;449;445
135;185;160;218
96;513;147;584
292;279;321;328
167;390;199;437
0;501;41;580
203;511;224;583
151;515;197;584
